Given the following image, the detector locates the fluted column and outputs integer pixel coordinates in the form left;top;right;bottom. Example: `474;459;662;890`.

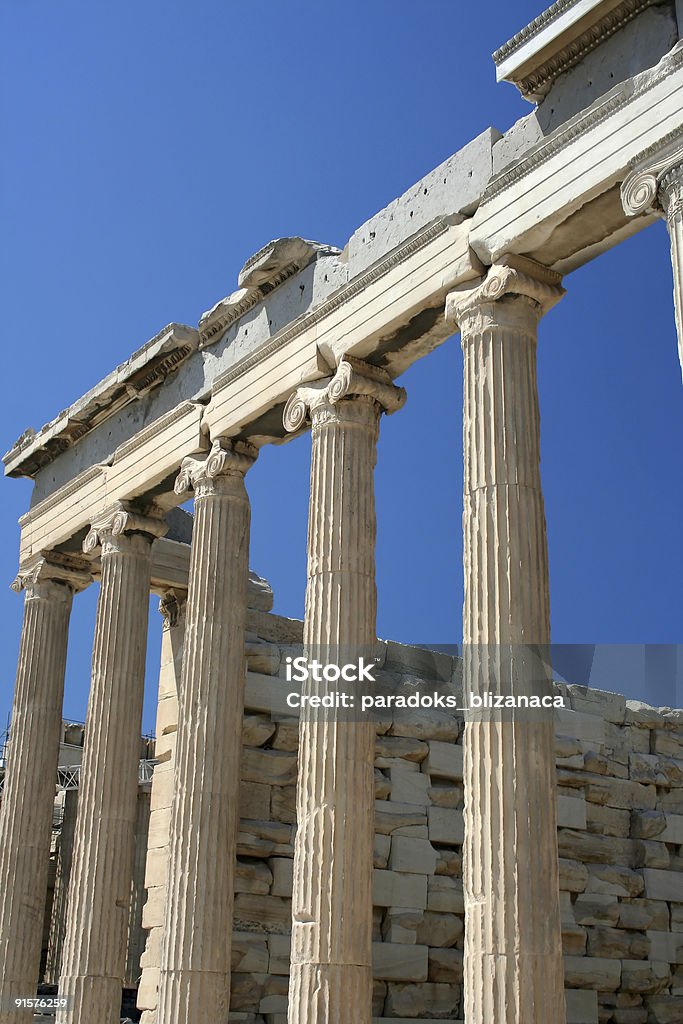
57;504;166;1024
0;556;89;1024
156;438;256;1024
283;357;405;1024
125;786;151;988
621;136;683;380
45;789;79;986
446;256;566;1024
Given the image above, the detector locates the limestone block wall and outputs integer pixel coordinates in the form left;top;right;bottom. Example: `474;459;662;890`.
138;612;683;1024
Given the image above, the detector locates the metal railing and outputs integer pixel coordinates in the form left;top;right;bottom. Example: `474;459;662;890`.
0;758;158;797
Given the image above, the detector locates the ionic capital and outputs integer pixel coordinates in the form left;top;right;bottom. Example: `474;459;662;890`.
621;136;683;221
158;589;187;630
446;255;564;334
283;355;406;433
83;501;168;555
11;552;92;601
174;438;257;499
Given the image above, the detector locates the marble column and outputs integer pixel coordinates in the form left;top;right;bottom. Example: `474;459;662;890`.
621;137;683;380
0;555;89;1024
57;504;166;1024
138;591;186;1024
125;786;152;988
45;788;79;986
283;357;405;1024
156;439;256;1024
446;256;566;1024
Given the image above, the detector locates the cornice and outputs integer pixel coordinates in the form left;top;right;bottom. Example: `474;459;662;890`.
514;0;658;102
199;237;341;347
4;323;199;479
493;0;579;64
212;219;451;398
483;43;683;206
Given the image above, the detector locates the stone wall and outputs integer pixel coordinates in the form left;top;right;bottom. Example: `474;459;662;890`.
138;610;683;1024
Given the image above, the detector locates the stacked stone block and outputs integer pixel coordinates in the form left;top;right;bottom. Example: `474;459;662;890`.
138;614;683;1024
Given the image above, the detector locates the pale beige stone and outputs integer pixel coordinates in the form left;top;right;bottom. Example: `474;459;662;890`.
371;943;428;982
427;807;464;846
427;947;463;983
643;868;683;901
563;954;621;990
389;764;430;806
427;876;463;914
58;512;164;1024
415;911;463;948
232;932;269;974
389;836;438;875
422;741;463;781
270;857;294;898
235;858;272;895
447;259;566;1024
374;801;427;835
372;870;428;910
239;781;271;821
622;143;683;377
284;359;405;1024
381;907;422;944
0;559;85;1024
156;441;257;1023
233;893;292;934
269;934;292;975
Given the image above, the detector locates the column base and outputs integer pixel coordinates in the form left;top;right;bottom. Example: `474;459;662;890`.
288;963;373;1024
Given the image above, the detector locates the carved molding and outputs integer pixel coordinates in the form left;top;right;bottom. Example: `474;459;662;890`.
493;0;581;64
621;134;683;216
11;551;92;598
4;324;199;479
211;219;451;392
199;238;341;346
498;0;659;102
18;464;105;530
83;502;168;554
174;438;258;497
484;44;683;205
446;255;565;327
283;355;406;433
112;401;204;465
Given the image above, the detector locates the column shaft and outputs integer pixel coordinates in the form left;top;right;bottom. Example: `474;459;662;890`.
125;787;151;988
0;564;81;1024
156;441;255;1023
621;142;683;379
45;789;79;986
57;510;162;1024
284;359;405;1024
660;168;683;377
449;259;566;1024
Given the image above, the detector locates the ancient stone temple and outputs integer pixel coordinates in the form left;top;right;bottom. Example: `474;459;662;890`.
1;2;682;1022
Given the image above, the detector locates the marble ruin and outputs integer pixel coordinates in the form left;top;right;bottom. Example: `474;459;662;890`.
1;2;683;1022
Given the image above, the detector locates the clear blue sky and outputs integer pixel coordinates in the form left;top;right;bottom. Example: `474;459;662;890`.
1;0;681;736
